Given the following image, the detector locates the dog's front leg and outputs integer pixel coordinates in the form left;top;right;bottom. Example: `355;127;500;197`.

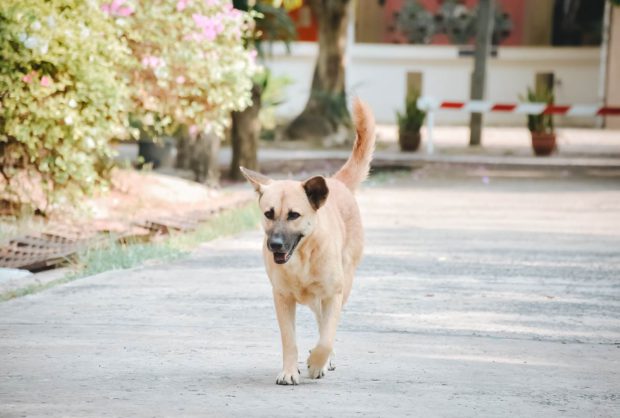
307;292;343;379
273;290;299;385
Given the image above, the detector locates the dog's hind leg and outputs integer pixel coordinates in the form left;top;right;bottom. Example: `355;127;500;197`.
307;293;343;379
273;291;300;385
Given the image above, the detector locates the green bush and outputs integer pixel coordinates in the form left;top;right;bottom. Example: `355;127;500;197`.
0;0;259;211
0;0;132;209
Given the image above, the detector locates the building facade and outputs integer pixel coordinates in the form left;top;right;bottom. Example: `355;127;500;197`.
266;0;614;127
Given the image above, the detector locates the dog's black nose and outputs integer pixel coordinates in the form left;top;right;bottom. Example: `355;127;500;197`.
268;236;284;252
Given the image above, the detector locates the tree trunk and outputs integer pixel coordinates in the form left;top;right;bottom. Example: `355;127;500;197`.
190;132;220;187
175;124;192;170
285;0;352;142
230;83;262;181
174;124;220;186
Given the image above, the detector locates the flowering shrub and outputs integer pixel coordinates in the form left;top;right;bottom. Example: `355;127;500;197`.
1;0;258;210
0;0;131;209
105;0;259;136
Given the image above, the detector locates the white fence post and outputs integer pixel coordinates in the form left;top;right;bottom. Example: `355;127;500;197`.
418;97;437;155
426;110;435;155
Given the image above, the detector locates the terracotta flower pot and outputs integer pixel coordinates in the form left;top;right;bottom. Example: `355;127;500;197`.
399;130;421;152
530;131;556;156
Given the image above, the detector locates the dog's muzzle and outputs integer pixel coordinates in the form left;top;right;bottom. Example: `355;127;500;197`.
267;233;303;264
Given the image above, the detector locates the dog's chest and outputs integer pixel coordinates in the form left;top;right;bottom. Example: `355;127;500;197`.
269;264;339;305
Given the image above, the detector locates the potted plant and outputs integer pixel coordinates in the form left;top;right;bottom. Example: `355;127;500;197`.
397;92;426;152
133;116;177;169
524;87;556;156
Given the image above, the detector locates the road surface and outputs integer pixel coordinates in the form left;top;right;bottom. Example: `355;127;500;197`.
1;166;619;417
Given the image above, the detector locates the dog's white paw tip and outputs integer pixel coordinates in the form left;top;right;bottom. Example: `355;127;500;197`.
328;353;336;371
307;365;327;379
275;370;300;385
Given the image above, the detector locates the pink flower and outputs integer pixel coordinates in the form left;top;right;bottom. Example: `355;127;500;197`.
141;55;164;69
101;0;134;17
227;8;241;18
192;13;223;41
176;76;186;84
189;125;199;137
177;0;190;11
22;70;37;84
116;6;134;16
40;75;52;87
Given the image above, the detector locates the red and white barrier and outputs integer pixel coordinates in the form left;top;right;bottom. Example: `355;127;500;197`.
416;97;620;154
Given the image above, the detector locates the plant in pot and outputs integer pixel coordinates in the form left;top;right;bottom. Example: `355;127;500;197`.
397;92;426;152
524;87;556;156
131;115;177;170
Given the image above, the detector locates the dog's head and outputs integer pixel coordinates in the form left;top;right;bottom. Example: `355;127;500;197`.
240;167;329;265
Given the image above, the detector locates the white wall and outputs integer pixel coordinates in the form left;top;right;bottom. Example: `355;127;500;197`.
265;42;602;127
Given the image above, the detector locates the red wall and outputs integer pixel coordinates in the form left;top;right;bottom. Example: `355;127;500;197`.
289;4;318;41
384;0;526;45
290;0;527;45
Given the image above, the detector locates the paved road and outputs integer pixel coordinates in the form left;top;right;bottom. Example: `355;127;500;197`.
1;167;619;417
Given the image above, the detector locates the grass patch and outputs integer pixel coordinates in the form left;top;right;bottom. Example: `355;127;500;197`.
0;276;75;302
71;203;260;278
1;203;260;302
366;168;413;186
69;238;187;279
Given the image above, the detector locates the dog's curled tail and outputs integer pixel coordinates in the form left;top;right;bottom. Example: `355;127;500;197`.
333;98;376;191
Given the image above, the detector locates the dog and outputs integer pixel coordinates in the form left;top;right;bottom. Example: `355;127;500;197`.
240;98;375;385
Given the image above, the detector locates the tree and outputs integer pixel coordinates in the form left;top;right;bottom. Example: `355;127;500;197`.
230;83;262;179
113;0;258;185
285;0;353;143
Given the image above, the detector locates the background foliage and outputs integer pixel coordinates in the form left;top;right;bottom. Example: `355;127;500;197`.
1;0;258;211
116;0;259;136
397;91;426;132
0;0;131;209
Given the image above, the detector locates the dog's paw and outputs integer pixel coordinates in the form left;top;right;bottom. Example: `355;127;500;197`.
275;369;300;385
307;362;328;379
328;352;336;371
307;346;331;379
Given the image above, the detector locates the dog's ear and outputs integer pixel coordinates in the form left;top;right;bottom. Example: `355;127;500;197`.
303;176;329;210
240;166;272;194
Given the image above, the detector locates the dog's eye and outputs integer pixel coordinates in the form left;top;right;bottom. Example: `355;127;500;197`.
287;211;301;221
264;209;275;220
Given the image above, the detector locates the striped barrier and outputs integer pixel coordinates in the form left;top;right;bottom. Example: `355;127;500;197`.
416;97;620;154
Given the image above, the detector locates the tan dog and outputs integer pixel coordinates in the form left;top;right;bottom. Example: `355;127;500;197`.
241;99;375;385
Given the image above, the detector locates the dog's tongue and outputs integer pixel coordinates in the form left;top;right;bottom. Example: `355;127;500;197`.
274;252;288;264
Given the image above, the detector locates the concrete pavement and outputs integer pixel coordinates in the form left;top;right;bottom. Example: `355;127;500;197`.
1;166;619;417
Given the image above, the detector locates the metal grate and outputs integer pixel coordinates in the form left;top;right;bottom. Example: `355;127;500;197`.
0;233;84;271
133;214;204;234
0;194;252;272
